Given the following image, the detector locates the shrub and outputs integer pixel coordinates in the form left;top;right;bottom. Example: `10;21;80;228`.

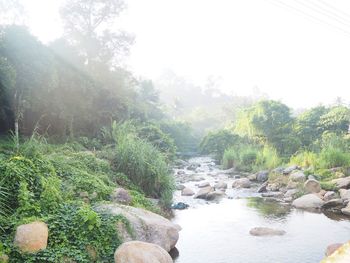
320;181;337;191
200;130;242;160
222;147;238;169
112;134;174;206
318;147;350;169
289;151;318;168
255;146;281;170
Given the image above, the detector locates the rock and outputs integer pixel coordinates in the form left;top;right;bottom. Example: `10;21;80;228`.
324;191;337;201
340;189;350;201
304;179;321;193
248;174;257;181
96;204;180;252
194;186;213;199
321;241;350;262
214;181;227;190
290;171;306;182
206;190;225;201
232;178;251;188
198;182;210;188
308;175;316;180
176;184;185;191
171;202;189;210
325;243;343;257
187;163;200;171
249;227;286;236
292;194;324;209
181;187;195;196
273;167;285;174
267;183;279;192
256;170;269;182
284;189;299;198
262;192;283;198
177;170;185;175
331;177;350;189
174;159;188;167
114;241;172;263
286;181;298;189
221;167;235;174
14;221;48;253
111;188;132;205
257;182;268;193
322;199;344;210
341;202;350;216
283;165;298;175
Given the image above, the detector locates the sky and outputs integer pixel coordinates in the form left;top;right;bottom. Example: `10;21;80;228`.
19;0;350;108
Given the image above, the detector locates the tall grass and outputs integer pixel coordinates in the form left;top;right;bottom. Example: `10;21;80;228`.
112;134;174;205
318;147;350;169
289;151;318;168
255;146;281;170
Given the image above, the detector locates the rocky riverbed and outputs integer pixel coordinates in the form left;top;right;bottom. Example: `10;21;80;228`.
171;156;350;263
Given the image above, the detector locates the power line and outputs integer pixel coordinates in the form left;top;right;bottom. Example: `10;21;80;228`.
316;0;350;22
268;0;350;37
293;0;350;28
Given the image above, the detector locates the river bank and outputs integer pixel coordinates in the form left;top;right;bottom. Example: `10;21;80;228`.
171;156;350;263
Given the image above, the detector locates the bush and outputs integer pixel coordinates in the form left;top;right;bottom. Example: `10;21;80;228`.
289;151;317;168
222;147;238;169
200;130;242;160
255;146;281;170
112;134;174;206
318;147;350;169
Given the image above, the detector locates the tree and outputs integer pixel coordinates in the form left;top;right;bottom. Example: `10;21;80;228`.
318;106;350;134
60;0;134;68
235;100;297;155
294;106;328;148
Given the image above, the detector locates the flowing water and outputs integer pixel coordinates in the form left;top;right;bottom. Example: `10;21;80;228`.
171;157;350;263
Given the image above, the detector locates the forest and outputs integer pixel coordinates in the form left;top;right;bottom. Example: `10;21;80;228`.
1;0;350;263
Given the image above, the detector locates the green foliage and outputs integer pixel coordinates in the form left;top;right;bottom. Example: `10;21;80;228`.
112;134;174;205
235;100;295;155
2;202;129;262
318;106;350;134
289;151;318;168
136;123;177;161
157;120;198;155
129;190;161;214
200;129;242;160
317;147;350;169
319;181;337;191
222;144;281;171
294;106;327;147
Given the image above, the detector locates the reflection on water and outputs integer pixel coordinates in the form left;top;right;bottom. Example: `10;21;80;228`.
246;197;291;220
172;198;350;263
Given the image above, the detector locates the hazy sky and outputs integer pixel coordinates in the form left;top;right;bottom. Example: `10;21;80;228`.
22;0;350;108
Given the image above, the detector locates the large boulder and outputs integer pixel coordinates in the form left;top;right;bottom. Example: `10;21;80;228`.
181;187;195;196
289;171;306;182
284;189;299;199
322;199;344;210
194;186;213;199
14;221;48;253
339;189;350;201
341;202;350;216
321;241;350;262
292;194;324;209
283;165;298;175
214;181;227;190
324;191;337;202
304;179;321;193
198;182;210;188
114;241;172;263
96;204;180;252
206;190;225;201
257;182;268;193
232;178;251;188
111;188;132;205
256;171;269;182
331;177;350;189
249;227;286;236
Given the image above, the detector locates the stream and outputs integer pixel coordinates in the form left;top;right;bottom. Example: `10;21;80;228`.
171;157;350;263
